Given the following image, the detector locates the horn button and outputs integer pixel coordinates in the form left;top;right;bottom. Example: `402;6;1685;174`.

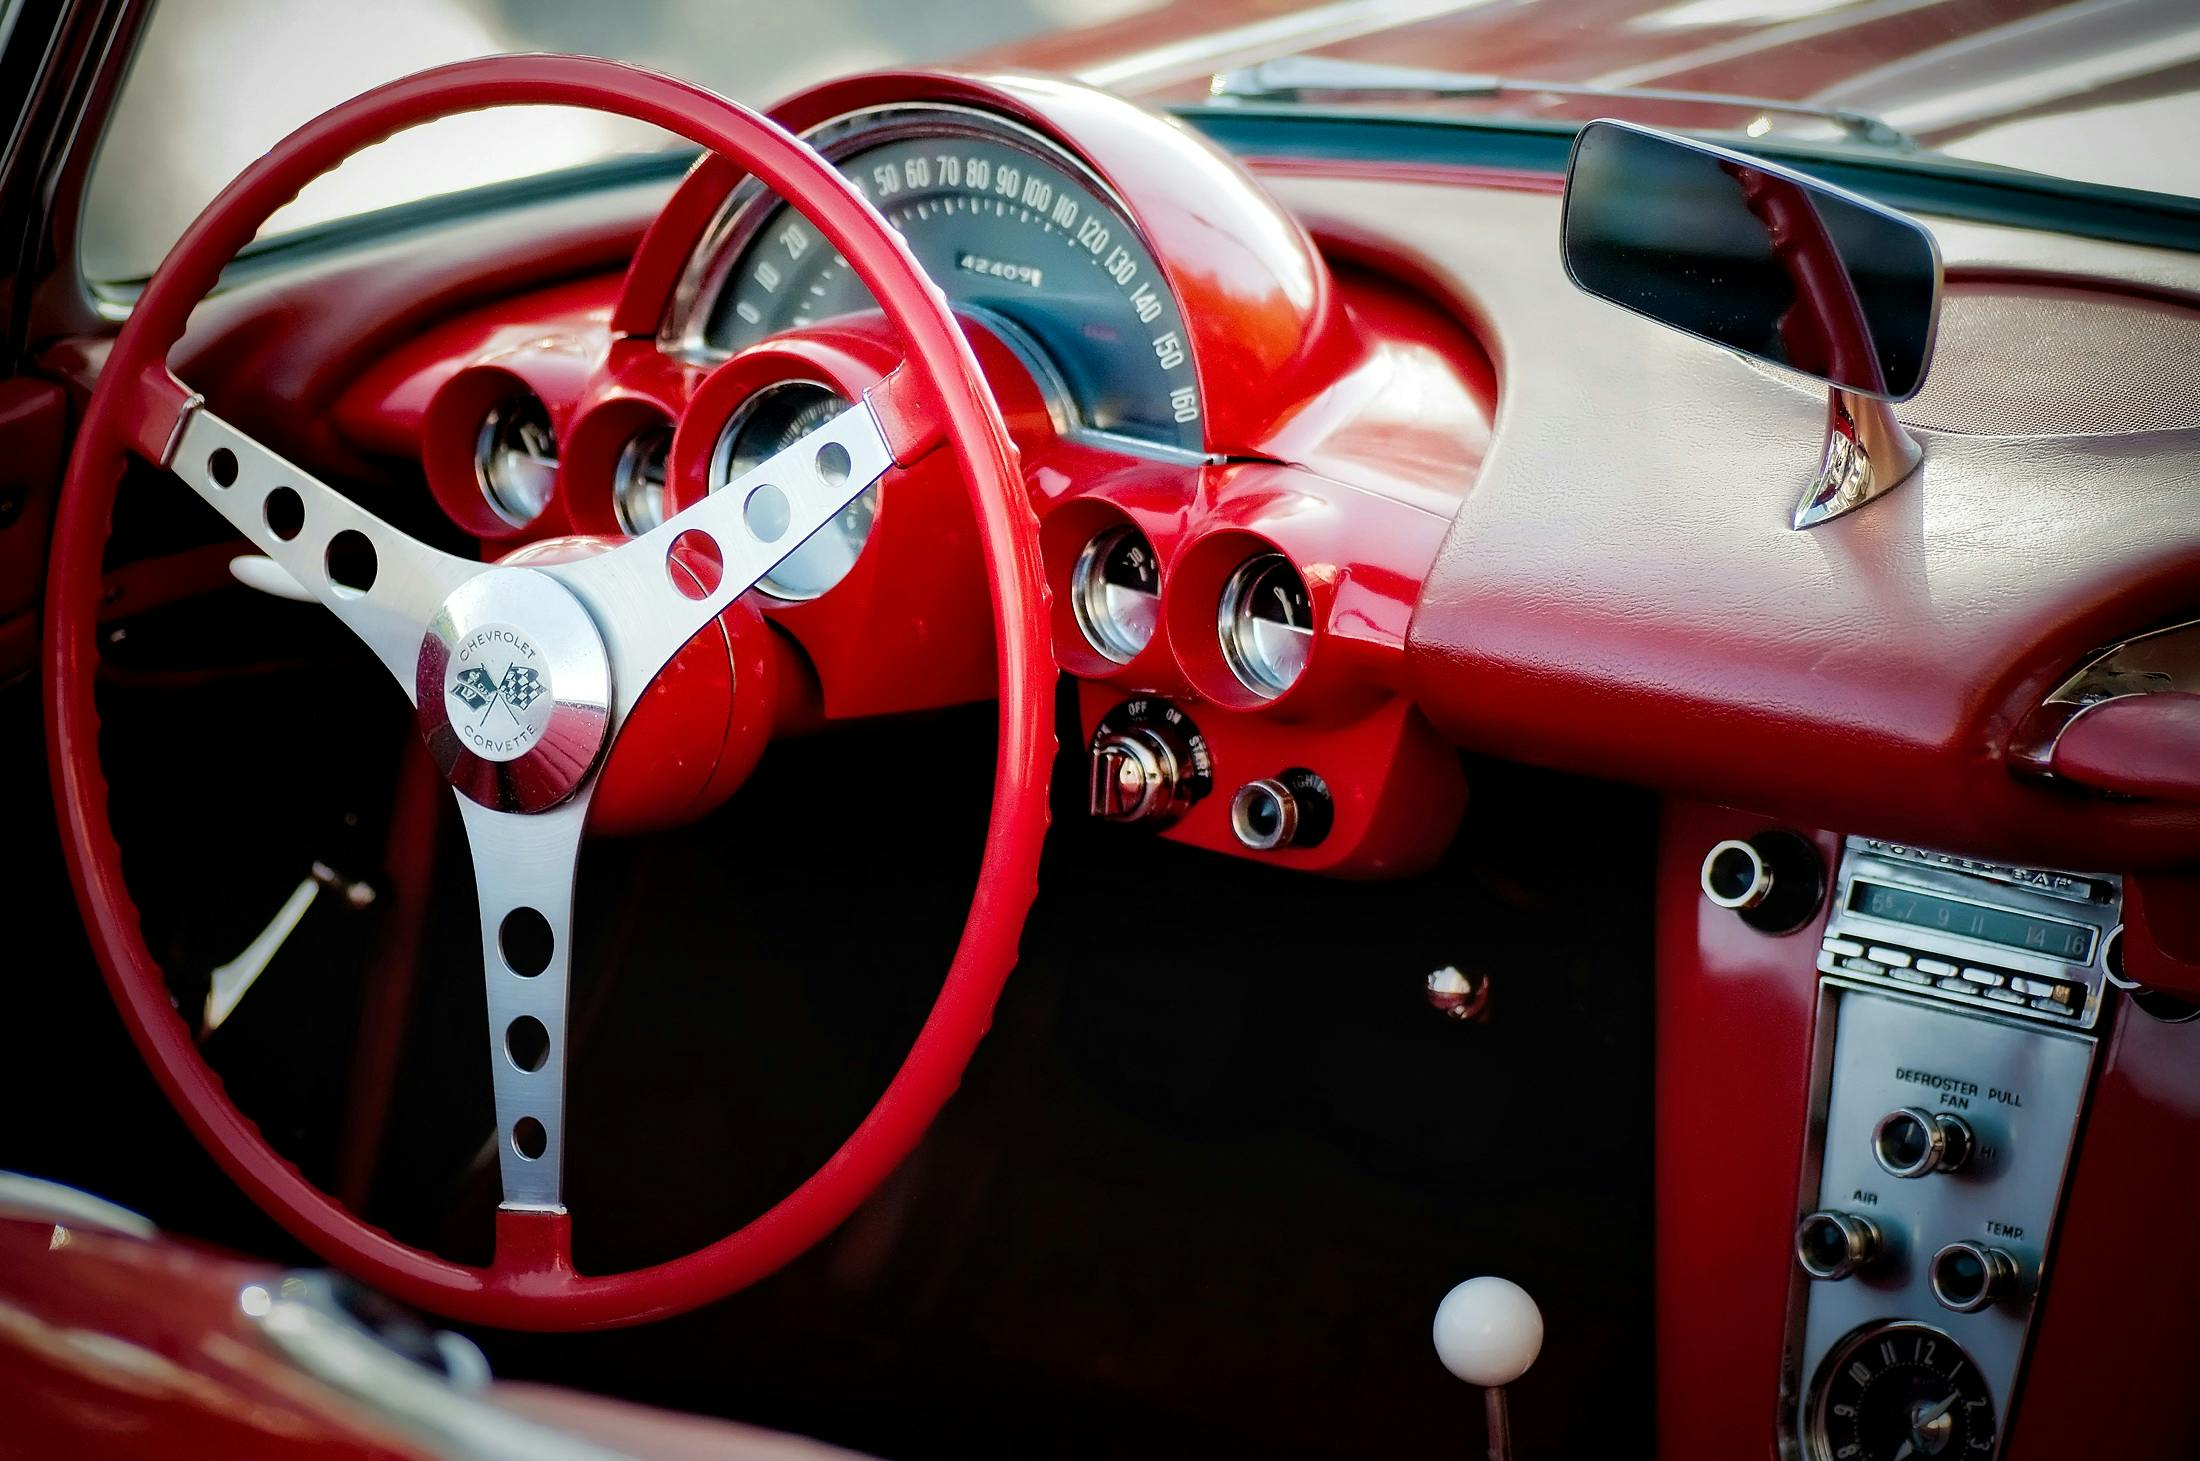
416;567;612;814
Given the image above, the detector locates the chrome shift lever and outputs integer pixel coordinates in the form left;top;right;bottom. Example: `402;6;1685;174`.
1433;1277;1544;1461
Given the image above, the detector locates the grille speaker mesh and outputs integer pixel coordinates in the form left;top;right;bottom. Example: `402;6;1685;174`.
1903;283;2200;437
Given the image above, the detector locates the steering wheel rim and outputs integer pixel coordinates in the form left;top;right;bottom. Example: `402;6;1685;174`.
44;55;1053;1330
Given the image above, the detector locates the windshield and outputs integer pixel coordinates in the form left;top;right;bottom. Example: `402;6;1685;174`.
82;0;2200;283
79;0;1100;282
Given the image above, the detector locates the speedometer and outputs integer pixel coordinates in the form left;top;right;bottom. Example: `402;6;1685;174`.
682;109;1204;452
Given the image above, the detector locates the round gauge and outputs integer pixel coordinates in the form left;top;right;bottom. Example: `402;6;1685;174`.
693;109;1203;452
475;394;557;527
1217;552;1314;699
710;381;873;600
1807;1321;1997;1461
612;424;672;535
1072;524;1160;663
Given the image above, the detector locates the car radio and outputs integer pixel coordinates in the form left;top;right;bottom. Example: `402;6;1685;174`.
1814;838;2121;1031
1776;837;2120;1461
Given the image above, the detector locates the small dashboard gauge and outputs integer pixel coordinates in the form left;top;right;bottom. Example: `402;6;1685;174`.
1806;1321;1996;1461
685;108;1203;453
475;393;557;527
1072;524;1160;663
1217;552;1314;699
709;381;873;600
612;424;672;535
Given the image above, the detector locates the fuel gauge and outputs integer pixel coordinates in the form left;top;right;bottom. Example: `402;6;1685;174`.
1218;552;1313;698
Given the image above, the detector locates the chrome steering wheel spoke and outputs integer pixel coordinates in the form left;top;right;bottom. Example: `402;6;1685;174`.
166;403;483;701
453;793;589;1213
164;367;897;1225
542;393;897;717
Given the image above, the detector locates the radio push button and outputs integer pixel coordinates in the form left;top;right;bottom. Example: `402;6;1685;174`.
1871;1107;1973;1178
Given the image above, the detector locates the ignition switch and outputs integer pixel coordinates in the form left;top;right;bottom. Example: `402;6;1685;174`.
1088;699;1212;828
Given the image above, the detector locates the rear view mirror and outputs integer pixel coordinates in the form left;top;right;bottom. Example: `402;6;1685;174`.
1561;120;1942;528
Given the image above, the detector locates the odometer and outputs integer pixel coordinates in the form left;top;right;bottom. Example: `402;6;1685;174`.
692;111;1203;452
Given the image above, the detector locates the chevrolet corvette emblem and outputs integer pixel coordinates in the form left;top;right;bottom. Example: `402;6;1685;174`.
444;624;554;762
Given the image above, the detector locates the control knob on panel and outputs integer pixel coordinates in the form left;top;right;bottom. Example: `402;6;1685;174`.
1088;699;1212;828
1794;1210;1883;1281
1871;1106;1973;1179
1930;1241;2022;1313
1228;769;1333;852
1698;830;1824;934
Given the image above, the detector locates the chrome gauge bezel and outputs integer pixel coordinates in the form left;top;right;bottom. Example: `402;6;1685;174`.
1217;552;1314;700
661;103;1154;366
1804;1319;1996;1461
707;378;870;601
1070;524;1161;664
473;393;557;529
610;423;673;536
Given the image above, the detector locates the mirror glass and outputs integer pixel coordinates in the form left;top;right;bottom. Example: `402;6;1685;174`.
1562;120;1940;402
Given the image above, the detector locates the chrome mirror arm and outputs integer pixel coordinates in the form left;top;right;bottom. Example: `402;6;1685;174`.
1791;388;1925;531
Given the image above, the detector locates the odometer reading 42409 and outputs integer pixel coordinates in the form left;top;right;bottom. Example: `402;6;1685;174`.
1808;1321;1997;1460
703;115;1204;451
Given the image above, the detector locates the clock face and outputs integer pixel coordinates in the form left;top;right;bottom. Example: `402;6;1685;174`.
1807;1321;1998;1460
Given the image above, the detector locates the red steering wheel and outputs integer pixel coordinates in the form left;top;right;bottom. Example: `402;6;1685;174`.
44;56;1052;1330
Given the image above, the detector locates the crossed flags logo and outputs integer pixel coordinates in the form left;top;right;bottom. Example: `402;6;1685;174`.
450;662;547;723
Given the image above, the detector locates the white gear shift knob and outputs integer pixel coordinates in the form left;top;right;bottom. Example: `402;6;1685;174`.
1433;1276;1544;1388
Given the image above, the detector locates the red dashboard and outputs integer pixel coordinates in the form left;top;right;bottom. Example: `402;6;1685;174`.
298;70;1501;876
20;46;2200;1458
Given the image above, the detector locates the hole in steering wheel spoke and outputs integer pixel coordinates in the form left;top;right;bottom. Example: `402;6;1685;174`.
511;1117;547;1161
505;1015;550;1073
264;487;305;541
743;483;791;543
325;530;377;595
499;907;554;977
666;528;723;601
207;448;238;487
815;441;852;489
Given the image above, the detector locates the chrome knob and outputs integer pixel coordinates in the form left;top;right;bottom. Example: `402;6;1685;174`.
1930;1241;2021;1313
1701;838;1773;909
1795;1210;1882;1280
1088;729;1180;824
1227;768;1332;852
1697;830;1824;934
1872;1107;1973;1178
1426;966;1492;1022
1229;778;1299;849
